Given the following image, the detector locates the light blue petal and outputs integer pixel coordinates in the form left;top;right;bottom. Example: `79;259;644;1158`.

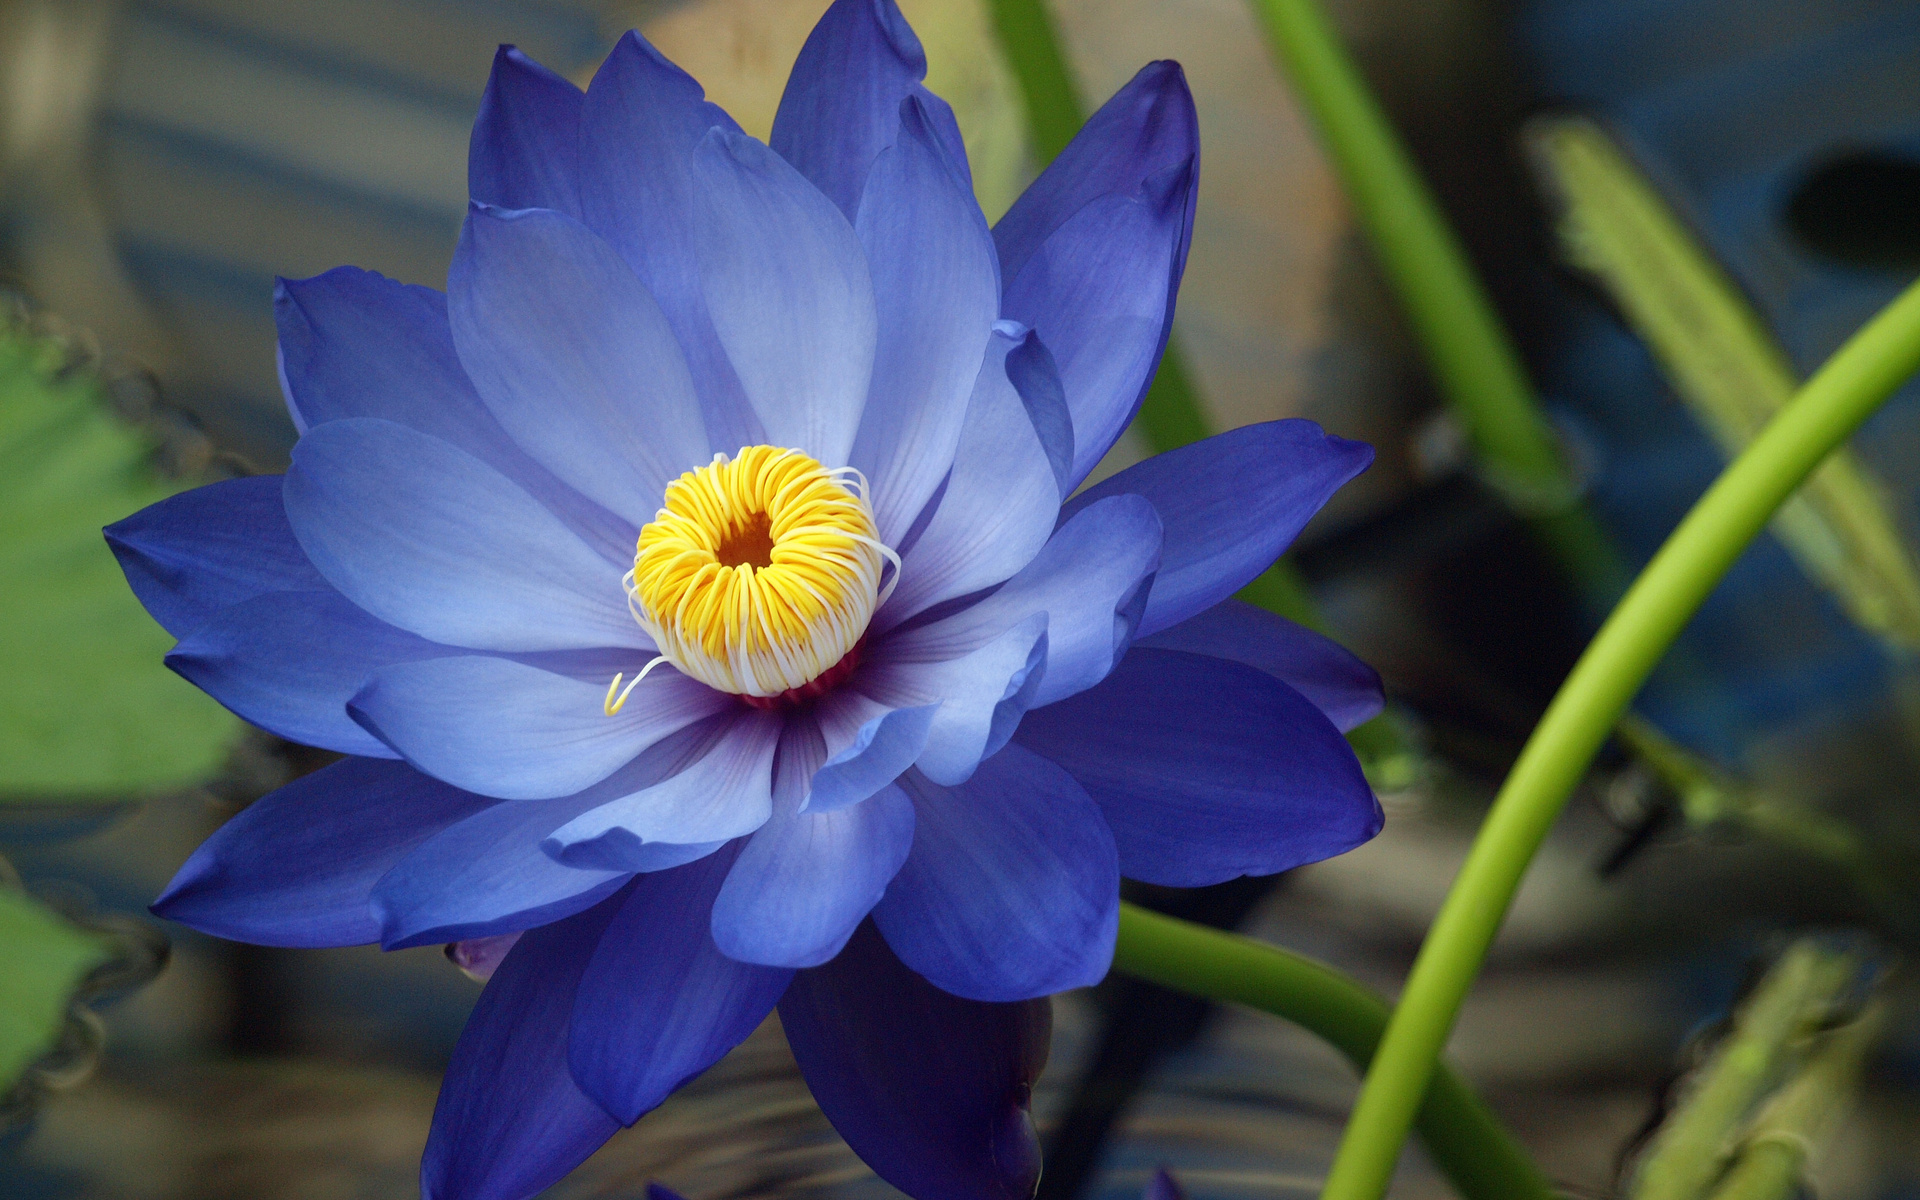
873;748;1118;1002
863;614;1048;786
847;94;998;545
578;32;761;450
350;655;730;800
545;709;783;861
806;701;936;813
691;128;876;467
449;204;710;526
886;495;1160;707
879;326;1061;624
284;418;641;652
710;783;914;967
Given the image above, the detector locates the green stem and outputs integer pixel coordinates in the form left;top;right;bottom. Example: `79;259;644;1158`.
1245;0;1628;605
1114;904;1553;1200
1319;279;1920;1200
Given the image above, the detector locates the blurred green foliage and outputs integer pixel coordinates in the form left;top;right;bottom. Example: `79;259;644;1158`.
0;328;237;797
0;887;110;1089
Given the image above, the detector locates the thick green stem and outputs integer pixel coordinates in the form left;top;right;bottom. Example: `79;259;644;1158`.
1113;904;1553;1200
1319;279;1920;1200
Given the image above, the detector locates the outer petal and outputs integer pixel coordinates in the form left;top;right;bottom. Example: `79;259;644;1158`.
373;732;731;949
470;46;582;217
275;270;631;561
872;748;1119;1002
1001;169;1191;488
1063;420;1373;638
993;61;1197;285
545;709;783;864
888;495;1160;707
1138;599;1383;732
1014;649;1381;887
152;757;495;948
569;847;794;1124
449;204;709;525
167;590;445;757
880;326;1062;623
578;32;759;451
710;783;914;968
849;94;999;545
284;419;642;652
420;888;626;1200
106;476;325;639
780;921;1049;1200
349;655;729;801
770;0;969;222
690;128;877;468
861;615;1048;786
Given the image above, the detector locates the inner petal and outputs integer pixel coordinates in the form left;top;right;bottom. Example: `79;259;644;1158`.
627;446;893;698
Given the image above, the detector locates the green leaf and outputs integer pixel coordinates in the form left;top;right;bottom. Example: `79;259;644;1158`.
1529;117;1920;654
0;887;111;1089
0;331;239;797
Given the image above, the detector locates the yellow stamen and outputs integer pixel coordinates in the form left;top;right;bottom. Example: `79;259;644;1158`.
623;446;895;698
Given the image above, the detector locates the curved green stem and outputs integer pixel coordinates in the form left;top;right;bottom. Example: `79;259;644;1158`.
1114;904;1552;1200
1319;280;1920;1200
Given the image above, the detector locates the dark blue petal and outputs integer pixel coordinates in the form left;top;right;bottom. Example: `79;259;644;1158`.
470;46;583;217
849;93;999;545
284;418;643;652
881;326;1061;623
1015;649;1380;887
770;0;969;221
350;656;730;800
690;128;876;468
106;476;324;639
275;268;634;561
449;204;710;525
546;709;783;861
779;920;1049;1200
872;747;1118;1002
570;846;793;1123
710;784;914;967
167;590;444;757
887;495;1160;707
1063;420;1373;638
1001;165;1193;488
578;32;761;451
1138;599;1383;732
152;757;494;947
421;888;627;1200
994;61;1196;291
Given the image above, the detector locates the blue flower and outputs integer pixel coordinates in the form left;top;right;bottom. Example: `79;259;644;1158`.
107;2;1383;1197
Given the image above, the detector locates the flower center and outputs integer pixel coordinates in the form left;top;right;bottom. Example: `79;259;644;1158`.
621;446;893;699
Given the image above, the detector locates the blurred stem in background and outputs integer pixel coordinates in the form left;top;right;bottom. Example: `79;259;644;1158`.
1321;277;1920;1200
1116;904;1553;1200
1630;939;1881;1200
983;0;1419;790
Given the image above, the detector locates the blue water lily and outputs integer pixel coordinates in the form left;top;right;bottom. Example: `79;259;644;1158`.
107;2;1383;1197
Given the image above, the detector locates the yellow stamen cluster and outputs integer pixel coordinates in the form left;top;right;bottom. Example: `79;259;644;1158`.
624;446;890;698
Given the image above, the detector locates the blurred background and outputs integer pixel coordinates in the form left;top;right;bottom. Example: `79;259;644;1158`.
5;2;1920;1199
